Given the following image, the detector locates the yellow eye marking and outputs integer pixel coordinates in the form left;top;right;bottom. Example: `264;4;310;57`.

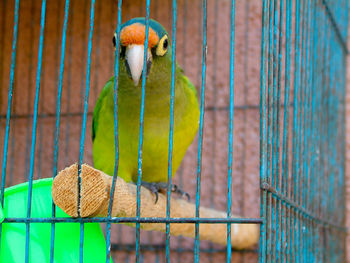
156;35;168;56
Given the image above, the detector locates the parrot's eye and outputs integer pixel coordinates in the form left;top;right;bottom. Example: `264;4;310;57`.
113;33;117;48
156;35;168;56
163;39;168;49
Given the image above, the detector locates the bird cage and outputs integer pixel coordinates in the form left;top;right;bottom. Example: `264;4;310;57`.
0;0;347;262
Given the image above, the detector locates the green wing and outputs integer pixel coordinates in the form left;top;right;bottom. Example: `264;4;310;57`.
177;63;198;96
92;78;113;141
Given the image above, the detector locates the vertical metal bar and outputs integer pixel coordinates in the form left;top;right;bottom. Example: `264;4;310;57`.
78;1;95;176
92;0;102;102
259;0;268;262
175;0;188;259
135;1;151;261
309;1;318;260
288;1;295;260
24;0;36;183
50;0;70;262
0;0;20;256
305;2;313;262
120;1;130;257
266;0;275;259
25;1;47;262
307;4;316;263
64;0;75;167
208;1;220;262
226;0;235;262
329;30;338;226
271;0;278;190
270;0;278;260
78;1;96;262
318;12;327;262
165;0;177;262
297;1;307;260
281;0;291;261
298;0;306;205
105;1;122;262
340;1;348;260
306;6;316;262
298;0;307;206
302;1;311;261
316;9;327;262
78;0;89;118
307;5;317;262
291;0;301;261
194;0;207;261
275;0;284;261
320;12;330;263
314;6;324;261
37;0;62;180
326;26;336;262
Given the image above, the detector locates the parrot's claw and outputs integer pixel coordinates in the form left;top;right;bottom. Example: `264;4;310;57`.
170;184;191;201
140;181;161;203
140;181;190;203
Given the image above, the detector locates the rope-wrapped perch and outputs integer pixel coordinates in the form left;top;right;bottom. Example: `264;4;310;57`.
52;164;259;249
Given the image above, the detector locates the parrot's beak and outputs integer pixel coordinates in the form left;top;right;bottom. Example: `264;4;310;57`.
125;44;152;86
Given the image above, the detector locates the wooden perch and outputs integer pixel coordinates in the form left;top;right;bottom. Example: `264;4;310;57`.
52;164;259;249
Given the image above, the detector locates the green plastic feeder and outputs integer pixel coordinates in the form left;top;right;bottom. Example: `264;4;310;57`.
0;178;111;263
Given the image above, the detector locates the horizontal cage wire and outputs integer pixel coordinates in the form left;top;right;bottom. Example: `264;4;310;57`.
0;0;347;263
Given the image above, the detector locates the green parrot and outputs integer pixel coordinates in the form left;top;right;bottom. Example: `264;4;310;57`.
92;18;199;199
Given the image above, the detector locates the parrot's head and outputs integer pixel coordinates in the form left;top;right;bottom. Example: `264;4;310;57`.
114;18;171;87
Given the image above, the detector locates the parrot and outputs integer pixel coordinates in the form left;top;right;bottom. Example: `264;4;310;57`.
92;18;199;201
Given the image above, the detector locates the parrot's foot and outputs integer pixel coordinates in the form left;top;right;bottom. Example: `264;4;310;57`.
141;181;190;203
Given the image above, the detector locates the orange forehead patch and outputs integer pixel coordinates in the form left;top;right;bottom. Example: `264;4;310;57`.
120;23;159;47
